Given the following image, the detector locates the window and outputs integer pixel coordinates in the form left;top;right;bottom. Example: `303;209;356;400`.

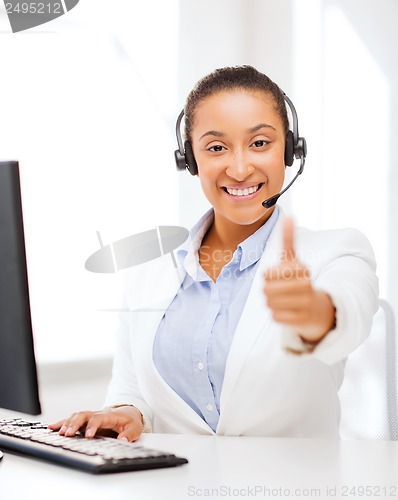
0;0;179;362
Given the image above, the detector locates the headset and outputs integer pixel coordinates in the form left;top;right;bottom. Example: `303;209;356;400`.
174;91;308;208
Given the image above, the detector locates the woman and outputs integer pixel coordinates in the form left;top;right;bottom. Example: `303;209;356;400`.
50;66;378;440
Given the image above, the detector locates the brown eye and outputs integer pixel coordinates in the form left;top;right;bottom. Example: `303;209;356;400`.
208;145;225;152
252;140;268;148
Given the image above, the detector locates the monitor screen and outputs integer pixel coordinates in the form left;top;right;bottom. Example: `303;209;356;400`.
0;160;41;415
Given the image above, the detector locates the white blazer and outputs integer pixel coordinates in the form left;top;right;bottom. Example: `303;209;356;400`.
105;212;379;438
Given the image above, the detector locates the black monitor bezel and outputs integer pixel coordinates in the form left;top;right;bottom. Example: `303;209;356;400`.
0;160;41;415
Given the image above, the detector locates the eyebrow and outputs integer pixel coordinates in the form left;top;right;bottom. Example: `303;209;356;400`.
249;123;276;133
199;130;224;141
199;123;276;141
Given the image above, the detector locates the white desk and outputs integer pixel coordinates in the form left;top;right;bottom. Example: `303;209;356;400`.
1;414;398;500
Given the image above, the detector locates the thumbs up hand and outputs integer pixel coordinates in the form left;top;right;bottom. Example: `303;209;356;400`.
264;218;335;344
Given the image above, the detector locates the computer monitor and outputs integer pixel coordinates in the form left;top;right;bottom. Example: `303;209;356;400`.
0;160;41;418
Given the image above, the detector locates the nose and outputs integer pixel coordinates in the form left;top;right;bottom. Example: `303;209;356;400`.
225;150;255;181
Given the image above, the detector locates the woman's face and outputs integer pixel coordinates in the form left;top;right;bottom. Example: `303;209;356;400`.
191;89;286;228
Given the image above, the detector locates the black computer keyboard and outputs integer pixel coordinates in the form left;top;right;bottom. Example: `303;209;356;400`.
0;418;188;473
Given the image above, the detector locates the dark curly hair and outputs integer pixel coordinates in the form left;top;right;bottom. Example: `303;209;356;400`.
184;65;289;142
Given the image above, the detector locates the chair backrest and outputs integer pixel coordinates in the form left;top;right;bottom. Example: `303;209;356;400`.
339;299;398;440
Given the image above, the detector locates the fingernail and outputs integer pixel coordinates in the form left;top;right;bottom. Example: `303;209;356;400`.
85;428;94;438
119;436;128;442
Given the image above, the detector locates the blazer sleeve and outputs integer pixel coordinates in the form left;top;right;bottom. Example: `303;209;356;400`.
280;227;379;365
103;292;154;431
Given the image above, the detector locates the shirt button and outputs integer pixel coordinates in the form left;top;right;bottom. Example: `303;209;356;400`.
206;404;213;412
197;362;204;370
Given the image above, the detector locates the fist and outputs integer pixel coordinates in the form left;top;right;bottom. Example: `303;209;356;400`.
263;218;335;344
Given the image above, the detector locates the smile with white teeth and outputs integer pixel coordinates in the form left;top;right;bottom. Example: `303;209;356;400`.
224;183;262;197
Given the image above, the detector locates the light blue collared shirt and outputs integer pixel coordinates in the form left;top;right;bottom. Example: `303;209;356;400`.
153;206;279;432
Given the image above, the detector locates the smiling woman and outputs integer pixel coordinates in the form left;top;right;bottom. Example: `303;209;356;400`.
50;66;379;442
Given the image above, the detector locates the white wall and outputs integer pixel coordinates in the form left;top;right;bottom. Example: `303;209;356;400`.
37;358;112;423
0;0;180;364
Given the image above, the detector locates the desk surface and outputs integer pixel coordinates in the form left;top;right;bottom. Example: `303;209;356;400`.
1;413;398;500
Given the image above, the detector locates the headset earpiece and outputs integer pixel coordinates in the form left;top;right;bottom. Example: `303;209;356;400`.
173;141;198;176
174;110;198;176
284;130;294;167
184;141;198;176
295;136;307;162
282;93;307;167
174;149;187;171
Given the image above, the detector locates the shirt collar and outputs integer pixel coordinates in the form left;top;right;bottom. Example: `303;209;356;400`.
176;208;214;286
237;205;279;271
175;205;280;284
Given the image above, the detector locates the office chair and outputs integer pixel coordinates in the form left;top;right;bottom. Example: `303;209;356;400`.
339;299;398;440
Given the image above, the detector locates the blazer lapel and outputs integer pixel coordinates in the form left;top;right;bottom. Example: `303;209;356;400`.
218;214;285;416
130;253;215;434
